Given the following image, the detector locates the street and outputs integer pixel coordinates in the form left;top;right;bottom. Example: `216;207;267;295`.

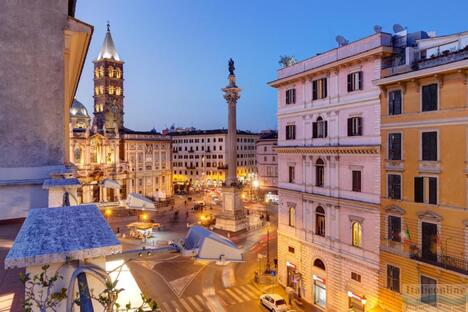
109;192;283;312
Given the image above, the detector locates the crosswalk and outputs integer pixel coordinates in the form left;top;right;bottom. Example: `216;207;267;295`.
159;283;263;312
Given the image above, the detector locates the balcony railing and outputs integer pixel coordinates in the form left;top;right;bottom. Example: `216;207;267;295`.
409;248;468;275
417;47;468;70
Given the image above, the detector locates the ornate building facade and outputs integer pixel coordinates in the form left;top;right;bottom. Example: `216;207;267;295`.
256;130;278;189
171;129;258;190
269;32;393;311
69;25;172;206
376;30;468;312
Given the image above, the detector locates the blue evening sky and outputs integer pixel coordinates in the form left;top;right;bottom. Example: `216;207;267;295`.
75;0;467;132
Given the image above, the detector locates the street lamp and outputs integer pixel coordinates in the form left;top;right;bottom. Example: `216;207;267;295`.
141;213;148;223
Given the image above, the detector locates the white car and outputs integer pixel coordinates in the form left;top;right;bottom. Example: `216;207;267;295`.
259;294;288;312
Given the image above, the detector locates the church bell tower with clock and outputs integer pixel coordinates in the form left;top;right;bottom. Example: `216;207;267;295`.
93;22;124;131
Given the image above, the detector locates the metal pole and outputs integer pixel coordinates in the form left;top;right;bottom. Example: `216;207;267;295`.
266;222;270;273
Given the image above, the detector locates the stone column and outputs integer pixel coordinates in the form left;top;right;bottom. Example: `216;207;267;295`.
223;69;240;186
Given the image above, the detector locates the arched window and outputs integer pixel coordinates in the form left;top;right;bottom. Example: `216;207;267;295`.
116;87;122;96
108;66;114;78
352;222;362;247
316;158;325;187
116;68;122;78
288;206;296;227
316;206;326;236
99;66;104;77
313;259;326;270
94;68;100;78
313;116;328;138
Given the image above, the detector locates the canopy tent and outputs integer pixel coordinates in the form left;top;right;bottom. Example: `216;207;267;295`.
126;192;156;211
182;226;243;263
101;178;121;189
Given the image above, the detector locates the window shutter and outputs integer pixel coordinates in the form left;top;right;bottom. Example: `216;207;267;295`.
292;125;296;139
414;177;424;203
322;78;328;98
285;91;289;105
430;84;437;110
395;90;402;114
358;71;363;90
324;121;328;138
312;81;318;100
312;122;318;138
292;89;296;104
347;118;352;136
389;92;395;115
422;86;429;111
428;177;437;204
347;74;352;92
357;117;363;135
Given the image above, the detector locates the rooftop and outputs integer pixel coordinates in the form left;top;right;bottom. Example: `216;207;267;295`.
96;23;120;61
272;32;393;83
171;129;258;137
5;205;121;269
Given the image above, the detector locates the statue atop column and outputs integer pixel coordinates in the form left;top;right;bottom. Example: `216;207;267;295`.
215;58;247;233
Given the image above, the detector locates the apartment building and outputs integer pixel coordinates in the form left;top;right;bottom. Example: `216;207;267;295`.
256;131;278;189
171;129;258;189
376;31;468;311
269;31;394;311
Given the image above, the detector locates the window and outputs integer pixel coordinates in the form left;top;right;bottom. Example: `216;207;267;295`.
288;246;295;253
414;177;424;203
312;117;327;138
388;216;401;242
388;89;402;115
387;265;400;292
351;272;361;283
422;84;438;112
315;159;324;187
313;259;326;270
352;170;361;192
347;71;363;92
288;206;296;227
347;117;362;136
388;133;402;160
388;174;401;199
285;125;296;140
315;206;325;237
288;166;295;183
421;222;438;262
285;88;296;105
421;275;437;306
352;222;362;247
422;131;437;161
312;78;327;100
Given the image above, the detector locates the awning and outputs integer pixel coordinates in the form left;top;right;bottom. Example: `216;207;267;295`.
126;192;155;211
101;178;120;189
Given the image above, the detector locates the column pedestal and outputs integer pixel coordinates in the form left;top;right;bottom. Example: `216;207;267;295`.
214;186;247;233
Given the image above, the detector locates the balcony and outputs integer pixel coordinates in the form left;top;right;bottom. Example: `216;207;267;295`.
416;47;468;70
409;248;468;275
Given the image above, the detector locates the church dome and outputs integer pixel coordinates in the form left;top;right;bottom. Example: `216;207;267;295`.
70;99;90;118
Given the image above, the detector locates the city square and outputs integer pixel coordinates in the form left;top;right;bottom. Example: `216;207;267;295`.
0;1;467;312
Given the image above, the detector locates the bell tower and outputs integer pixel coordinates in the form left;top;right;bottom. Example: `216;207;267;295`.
93;22;124;132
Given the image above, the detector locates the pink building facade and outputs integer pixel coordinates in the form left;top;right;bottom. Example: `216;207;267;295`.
269;32;393;311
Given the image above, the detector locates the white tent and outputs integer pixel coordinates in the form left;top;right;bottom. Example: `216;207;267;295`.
126;192;156;211
182;226;243;263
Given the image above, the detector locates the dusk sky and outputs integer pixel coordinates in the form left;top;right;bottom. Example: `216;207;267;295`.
75;0;468;132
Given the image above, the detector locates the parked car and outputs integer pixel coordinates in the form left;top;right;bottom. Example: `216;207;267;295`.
259;294;288;312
